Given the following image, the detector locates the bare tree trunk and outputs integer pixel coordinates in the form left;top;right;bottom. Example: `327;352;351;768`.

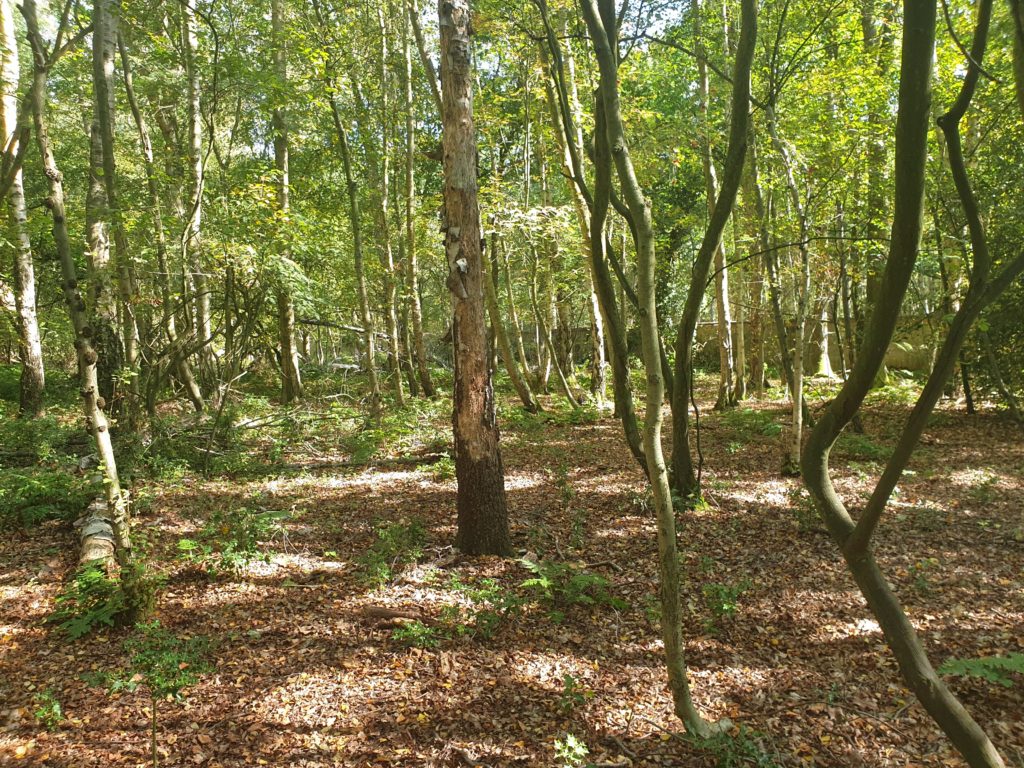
272;0;302;404
439;0;511;556
485;237;540;413
93;0;140;419
1;2;43;416
764;104;812;474
331;99;381;416
670;0;755;500
694;0;736;410
181;1;214;384
732;216;747;401
403;6;435;397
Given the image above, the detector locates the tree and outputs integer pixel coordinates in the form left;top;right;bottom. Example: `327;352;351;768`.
1;0;43;416
439;0;511;556
801;1;1017;764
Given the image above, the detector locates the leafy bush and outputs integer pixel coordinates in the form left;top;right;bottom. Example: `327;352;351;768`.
558;674;592;714
939;654;1024;688
32;689;63;731
519;558;625;621
835;432;889;460
718;407;782;439
690;726;781;768
49;562;162;639
0;468;94;528
0;413;75;463
430;455;456;482
445;575;522;639
391;620;441;649
553;733;589;768
702;580;750;632
357;518;427;587
48;563;128;639
178;504;289;574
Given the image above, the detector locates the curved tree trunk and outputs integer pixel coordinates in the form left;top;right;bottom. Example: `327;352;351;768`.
802;3;1009;764
118;34;203;413
670;0;756;501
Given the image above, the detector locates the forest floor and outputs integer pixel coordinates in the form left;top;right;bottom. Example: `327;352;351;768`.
1;372;1022;767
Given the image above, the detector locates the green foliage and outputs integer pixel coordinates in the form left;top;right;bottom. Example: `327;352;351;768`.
519;558;626;621
909;557;939;595
690;726;781;768
445;575;522;640
391;620;440;649
835;432;890;461
0;468;94;528
787;487;821;533
178;504;289;574
558;674;592;714
357;518;427;587
117;621;212;699
49;564;128;639
717;408;782;439
702;580;750;632
553;733;589;768
49;562;162;639
939;654;1024;688
32;689;63;732
0;413;76;463
430;455;456;482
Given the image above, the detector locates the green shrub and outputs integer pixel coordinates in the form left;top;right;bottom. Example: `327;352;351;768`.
178;504;289;574
49;564;127;639
430;456;456;482
519;558;625;621
0;413;75;463
391;620;440;649
939;654;1024;688
718;408;782;439
690;726;781;768
835;432;889;460
558;674;592;714
702;580;750;633
49;562;162;639
553;733;589;768
357;518;427;587
32;689;63;731
0;468;94;528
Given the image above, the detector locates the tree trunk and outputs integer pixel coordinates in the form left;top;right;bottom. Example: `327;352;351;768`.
694;0;736;410
272;0;302;404
439;0;511;556
181;1;214;385
118;34;203;412
93;0;140;420
485;237;540;413
403;9;435;398
23;0;129;562
331;99;382;416
802;3;1010;764
1;3;43;416
670;0;755;500
582;0;753;737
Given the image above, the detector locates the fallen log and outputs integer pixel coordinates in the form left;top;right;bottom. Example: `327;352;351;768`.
75;497;115;567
